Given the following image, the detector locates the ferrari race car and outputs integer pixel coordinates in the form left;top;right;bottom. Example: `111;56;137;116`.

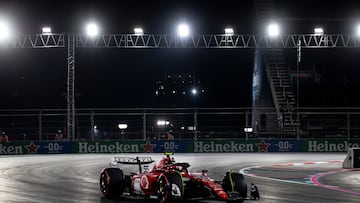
100;153;260;203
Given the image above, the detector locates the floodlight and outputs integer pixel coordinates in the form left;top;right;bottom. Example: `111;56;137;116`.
224;27;234;35
134;27;144;35
188;126;196;131
118;124;128;130
157;120;170;126
244;127;253;133
0;20;10;41
191;88;197;95
42;27;52;35
357;25;360;36
314;27;324;35
267;23;279;37
86;22;99;37
178;23;190;38
157;120;166;126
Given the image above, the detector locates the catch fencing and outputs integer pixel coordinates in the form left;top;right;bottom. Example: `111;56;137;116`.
0;108;360;141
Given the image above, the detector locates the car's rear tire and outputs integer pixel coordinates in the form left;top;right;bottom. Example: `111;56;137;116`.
157;172;183;203
223;172;247;203
99;168;125;199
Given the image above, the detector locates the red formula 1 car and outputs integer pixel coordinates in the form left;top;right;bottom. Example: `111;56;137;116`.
100;153;260;203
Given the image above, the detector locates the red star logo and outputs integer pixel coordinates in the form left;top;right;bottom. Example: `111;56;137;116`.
142;141;156;153
256;140;270;152
26;142;40;154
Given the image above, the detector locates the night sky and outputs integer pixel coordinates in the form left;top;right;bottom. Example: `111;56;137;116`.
1;0;360;109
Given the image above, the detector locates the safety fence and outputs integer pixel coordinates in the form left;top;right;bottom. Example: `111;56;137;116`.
1;140;359;155
1;108;360;141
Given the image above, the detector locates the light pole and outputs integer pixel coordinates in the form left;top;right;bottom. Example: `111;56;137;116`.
191;87;198;140
296;39;301;139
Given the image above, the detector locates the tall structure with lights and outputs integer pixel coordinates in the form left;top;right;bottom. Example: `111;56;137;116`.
3;18;360;140
67;33;76;140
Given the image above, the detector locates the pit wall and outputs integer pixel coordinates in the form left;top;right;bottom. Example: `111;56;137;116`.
1;140;359;155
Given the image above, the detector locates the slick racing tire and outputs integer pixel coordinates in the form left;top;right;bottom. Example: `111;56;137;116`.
223;172;247;202
100;168;125;199
157;172;183;203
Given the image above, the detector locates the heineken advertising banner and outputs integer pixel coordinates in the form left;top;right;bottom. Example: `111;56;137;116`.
0;142;73;155
1;140;360;155
191;140;305;153
150;140;192;153
0;142;28;155
305;140;360;152
75;141;144;153
34;142;73;154
74;140;192;153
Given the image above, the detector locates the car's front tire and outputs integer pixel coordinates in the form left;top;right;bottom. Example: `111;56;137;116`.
99;168;125;199
223;171;247;203
157;172;183;203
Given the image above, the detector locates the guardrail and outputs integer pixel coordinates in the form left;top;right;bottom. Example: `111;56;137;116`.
0;108;360;141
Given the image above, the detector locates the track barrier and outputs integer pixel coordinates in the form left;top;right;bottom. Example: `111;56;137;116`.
342;148;360;169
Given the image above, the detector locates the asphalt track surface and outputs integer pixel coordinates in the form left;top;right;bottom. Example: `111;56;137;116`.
0;153;359;203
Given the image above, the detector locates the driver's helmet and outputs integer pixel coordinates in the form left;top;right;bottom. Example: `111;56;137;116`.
165;155;176;164
143;165;149;172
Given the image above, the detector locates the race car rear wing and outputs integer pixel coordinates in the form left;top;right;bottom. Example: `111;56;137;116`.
110;156;154;173
112;157;154;165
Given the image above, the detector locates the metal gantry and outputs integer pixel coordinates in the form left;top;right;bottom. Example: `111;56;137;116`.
4;33;360;140
6;33;360;49
5;34;65;48
76;34;360;48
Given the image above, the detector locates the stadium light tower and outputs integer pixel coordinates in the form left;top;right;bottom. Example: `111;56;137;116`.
85;22;99;37
267;23;279;37
0;20;10;41
177;23;190;38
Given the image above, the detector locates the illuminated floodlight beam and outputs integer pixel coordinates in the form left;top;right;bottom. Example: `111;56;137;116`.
157;120;170;126
134;27;144;35
244;127;253;133
224;27;234;35
357;25;360;36
42;27;52;35
118;123;128;129
0;20;10;41
314;27;324;35
177;23;190;38
267;23;279;37
86;22;99;37
191;88;197;95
